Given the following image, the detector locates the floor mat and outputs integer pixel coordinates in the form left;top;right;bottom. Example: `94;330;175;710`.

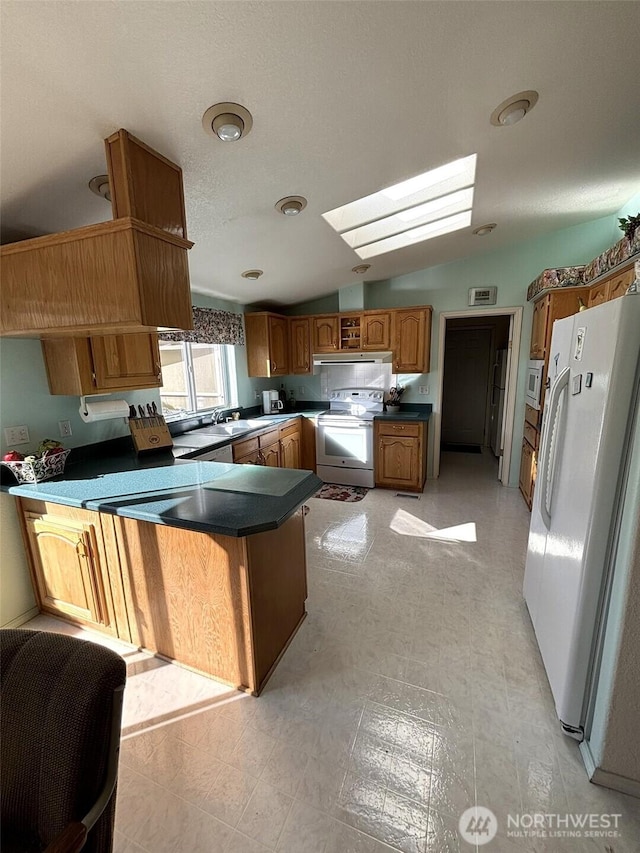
441;443;482;454
313;483;369;502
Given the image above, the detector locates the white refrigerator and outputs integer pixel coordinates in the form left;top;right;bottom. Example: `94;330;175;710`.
523;292;640;737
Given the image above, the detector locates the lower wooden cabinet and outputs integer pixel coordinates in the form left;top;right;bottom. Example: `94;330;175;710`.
42;332;162;395
280;421;301;469
16;497;308;695
519;437;536;509
17;500;130;639
375;420;427;491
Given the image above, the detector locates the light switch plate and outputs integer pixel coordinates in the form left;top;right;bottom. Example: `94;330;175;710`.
4;425;30;445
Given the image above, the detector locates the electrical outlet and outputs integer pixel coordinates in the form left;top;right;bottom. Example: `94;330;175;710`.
4;425;30;445
419;385;429;395
299;386;306;395
58;420;73;438
255;390;261;400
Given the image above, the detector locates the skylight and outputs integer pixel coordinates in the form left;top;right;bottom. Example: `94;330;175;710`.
322;154;477;258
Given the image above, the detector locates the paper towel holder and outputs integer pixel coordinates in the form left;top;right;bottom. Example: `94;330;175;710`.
79;394;130;423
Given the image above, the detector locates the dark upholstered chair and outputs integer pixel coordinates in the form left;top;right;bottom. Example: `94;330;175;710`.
1;629;126;853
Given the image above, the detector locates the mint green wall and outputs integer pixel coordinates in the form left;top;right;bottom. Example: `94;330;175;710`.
286;293;339;316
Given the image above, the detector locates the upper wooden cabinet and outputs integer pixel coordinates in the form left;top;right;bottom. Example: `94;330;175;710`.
313;316;339;352
42;333;161;395
362;312;391;350
392;307;431;373
105;130;187;240
0;130;193;338
245;313;289;377
529;286;589;360
588;267;634;307
289;317;311;374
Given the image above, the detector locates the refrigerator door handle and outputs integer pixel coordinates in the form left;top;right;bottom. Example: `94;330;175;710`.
539;366;570;530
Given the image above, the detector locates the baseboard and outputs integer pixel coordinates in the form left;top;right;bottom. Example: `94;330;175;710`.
580;741;640;798
1;605;39;629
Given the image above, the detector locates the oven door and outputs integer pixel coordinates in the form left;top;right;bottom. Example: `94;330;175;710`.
316;419;373;470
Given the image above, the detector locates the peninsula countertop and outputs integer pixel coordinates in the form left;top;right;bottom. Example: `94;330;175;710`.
9;461;323;538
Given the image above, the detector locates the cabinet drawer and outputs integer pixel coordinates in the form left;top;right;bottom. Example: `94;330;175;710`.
377;421;421;438
523;421;539;450
258;428;280;448
233;436;259;461
279;420;300;439
524;404;540;428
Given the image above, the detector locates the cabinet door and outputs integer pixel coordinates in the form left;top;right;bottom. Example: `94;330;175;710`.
587;281;609;308
518;438;535;509
530;297;549;359
376;435;420;488
280;433;301;469
91;333;161;391
24;513;107;625
290;318;311;374
362;313;391;350
313;316;339;352
392;309;430;373
608;268;634;300
261;443;281;467
268;316;289;376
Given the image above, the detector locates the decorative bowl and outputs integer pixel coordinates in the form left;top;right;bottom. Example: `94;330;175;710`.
1;449;70;484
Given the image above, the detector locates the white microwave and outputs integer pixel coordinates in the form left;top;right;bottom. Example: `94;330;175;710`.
525;359;545;410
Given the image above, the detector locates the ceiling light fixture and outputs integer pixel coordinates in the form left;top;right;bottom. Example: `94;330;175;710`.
275;196;307;216
88;175;111;202
352;264;371;274
490;91;539;127
241;269;263;280
202;102;253;142
473;223;497;236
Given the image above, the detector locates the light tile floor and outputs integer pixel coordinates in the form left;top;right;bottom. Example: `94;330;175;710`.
25;451;640;852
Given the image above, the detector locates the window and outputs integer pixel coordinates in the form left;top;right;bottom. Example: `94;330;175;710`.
159;341;237;419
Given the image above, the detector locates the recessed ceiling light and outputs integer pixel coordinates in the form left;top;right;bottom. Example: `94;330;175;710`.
473;223;497;236
202;102;253;142
275;196;307;216
352;264;371;274
88;175;111;202
241;269;263;280
490;91;539;127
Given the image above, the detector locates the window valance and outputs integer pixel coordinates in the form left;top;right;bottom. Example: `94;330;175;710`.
158;306;245;346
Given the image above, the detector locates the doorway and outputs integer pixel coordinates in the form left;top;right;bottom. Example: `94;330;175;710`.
433;306;523;485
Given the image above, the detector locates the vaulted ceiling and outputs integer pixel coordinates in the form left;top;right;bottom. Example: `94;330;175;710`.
2;1;639;306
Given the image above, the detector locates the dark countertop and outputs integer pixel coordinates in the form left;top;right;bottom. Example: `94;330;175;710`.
373;409;432;422
171;410;327;458
7;457;323;538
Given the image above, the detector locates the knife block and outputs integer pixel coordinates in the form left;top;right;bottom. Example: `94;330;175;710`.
129;416;173;453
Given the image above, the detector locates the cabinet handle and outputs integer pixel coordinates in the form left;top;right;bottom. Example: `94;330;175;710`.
156;362;162;381
271;360;277;372
91;372;97;385
392;425;405;430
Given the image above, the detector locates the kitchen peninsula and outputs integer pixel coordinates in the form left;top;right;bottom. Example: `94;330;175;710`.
8;460;322;695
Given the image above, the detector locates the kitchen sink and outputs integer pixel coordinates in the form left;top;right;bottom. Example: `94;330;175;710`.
199;419;265;436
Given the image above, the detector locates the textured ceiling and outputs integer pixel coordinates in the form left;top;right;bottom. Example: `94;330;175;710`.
2;1;639;307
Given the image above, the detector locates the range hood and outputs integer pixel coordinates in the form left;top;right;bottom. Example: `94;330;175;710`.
313;351;393;366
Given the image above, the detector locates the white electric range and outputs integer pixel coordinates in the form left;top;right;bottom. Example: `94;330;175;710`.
315;388;384;488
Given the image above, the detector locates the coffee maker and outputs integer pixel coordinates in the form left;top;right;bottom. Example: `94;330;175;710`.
262;390;284;415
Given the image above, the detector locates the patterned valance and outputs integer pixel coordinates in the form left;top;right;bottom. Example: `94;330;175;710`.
159;306;245;346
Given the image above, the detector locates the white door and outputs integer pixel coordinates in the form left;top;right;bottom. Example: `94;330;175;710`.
441;329;492;445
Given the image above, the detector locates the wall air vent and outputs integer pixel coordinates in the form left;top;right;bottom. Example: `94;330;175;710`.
469;286;497;306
